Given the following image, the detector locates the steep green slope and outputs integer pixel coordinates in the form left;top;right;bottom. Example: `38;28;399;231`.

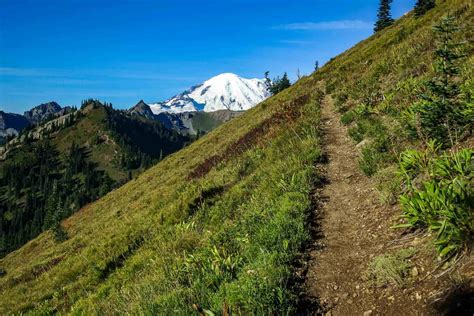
0;83;323;314
0;0;472;314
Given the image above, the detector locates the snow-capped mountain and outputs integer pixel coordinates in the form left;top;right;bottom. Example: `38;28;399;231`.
149;73;270;114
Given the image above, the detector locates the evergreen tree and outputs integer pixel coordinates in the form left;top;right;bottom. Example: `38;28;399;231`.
43;180;59;230
374;0;394;32
280;72;291;89
414;0;435;17
269;72;291;95
264;71;272;91
314;61;319;71
51;198;67;241
414;16;468;144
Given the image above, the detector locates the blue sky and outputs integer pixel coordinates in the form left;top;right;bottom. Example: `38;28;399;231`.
0;0;416;113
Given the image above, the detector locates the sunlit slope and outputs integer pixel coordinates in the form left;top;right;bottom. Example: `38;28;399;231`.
0;78;323;313
1;0;472;313
320;0;472;134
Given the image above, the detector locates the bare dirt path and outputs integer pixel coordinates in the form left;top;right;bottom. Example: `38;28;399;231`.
302;97;462;315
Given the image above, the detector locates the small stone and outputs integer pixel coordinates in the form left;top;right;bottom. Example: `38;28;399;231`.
363;310;373;316
388;295;395;301
356;139;370;150
356;285;360;290
353;293;357;298
342;293;349;299
415;292;422;300
334;285;339;290
411;267;419;277
347;299;353;304
325;312;332;316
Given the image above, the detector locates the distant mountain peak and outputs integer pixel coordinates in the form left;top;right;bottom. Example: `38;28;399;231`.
24;101;63;125
148;73;270;114
130;100;155;119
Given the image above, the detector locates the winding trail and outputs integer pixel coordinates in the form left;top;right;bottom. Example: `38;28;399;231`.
304;97;442;315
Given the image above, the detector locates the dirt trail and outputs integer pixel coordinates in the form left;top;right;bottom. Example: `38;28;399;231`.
303;97;465;315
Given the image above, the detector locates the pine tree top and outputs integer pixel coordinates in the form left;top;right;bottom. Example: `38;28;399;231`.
374;0;394;32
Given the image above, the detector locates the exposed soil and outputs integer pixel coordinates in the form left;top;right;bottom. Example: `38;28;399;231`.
303;97;473;315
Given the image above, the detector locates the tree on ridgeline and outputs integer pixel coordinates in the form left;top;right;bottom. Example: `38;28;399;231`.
374;0;394;32
314;60;319;72
414;0;436;17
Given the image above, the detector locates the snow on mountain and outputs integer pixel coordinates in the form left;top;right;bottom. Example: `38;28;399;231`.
149;73;270;114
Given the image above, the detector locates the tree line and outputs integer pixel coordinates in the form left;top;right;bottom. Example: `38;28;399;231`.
0;140;114;256
375;0;436;32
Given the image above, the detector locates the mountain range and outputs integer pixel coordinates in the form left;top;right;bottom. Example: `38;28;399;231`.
128;73;269;135
0;101;73;143
1;73;269;141
129;100;244;135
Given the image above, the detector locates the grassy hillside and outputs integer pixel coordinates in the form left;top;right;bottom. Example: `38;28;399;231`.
0;0;472;314
0;83;323;314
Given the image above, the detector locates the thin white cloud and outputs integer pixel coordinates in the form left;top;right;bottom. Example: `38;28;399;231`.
279;40;315;45
0;67;200;82
275;20;372;31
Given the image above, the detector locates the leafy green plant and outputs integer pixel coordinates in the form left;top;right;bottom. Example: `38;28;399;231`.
397;144;473;257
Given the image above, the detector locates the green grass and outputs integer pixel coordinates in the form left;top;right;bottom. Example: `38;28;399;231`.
0;0;472;313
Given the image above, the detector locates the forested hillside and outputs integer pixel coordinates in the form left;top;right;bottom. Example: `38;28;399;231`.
0;0;472;314
0;100;191;257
